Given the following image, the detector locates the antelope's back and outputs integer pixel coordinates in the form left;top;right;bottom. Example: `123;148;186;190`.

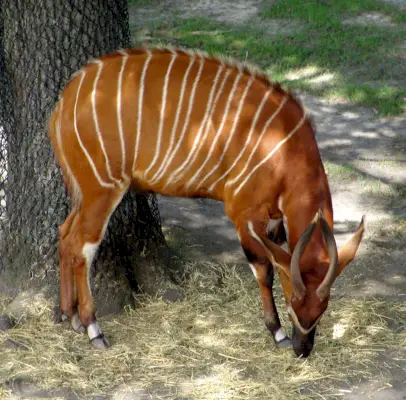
50;47;311;203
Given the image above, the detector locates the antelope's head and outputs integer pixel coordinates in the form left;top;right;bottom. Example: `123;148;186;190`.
250;210;365;358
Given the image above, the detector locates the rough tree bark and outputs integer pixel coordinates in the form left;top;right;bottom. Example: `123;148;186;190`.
0;0;177;315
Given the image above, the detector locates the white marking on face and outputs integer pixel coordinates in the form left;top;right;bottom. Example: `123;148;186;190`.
150;55;196;184
74;72;114;188
117;50;130;181
218;87;273;190
160;57;205;190
202;75;255;191
91;60;121;186
167;64;225;188
180;70;242;190
287;304;322;335
234;108;307;196
132;49;153;174
227;95;289;191
249;263;258;279
274;328;288;342
144;49;178;178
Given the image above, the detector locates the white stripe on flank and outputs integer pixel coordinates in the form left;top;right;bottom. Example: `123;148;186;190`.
132;49;153;174
160;57;205;190
182;71;242;190
117;50;130;181
227;95;289;189
55;98;81;204
197;76;254;190
91;60;121;186
234;110;307;196
144;49;178;178
169;64;226;187
208;87;272;191
74;72;114;188
150;55;196;184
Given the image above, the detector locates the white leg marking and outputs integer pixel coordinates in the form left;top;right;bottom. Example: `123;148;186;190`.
168;64;226;187
234;110;307;196
180;71;243;189
227;95;289;191
74;72;114;188
200;76;255;190
144;49;178;178
214;88;272;190
249;263;258;279
150;55;196;184
117;50;130;181
82;242;100;297
87;322;103;340
274;328;288;342
132;49;153;174
277;195;284;213
159;57;206;190
92;60;122;186
248;220;262;243
55;98;82;205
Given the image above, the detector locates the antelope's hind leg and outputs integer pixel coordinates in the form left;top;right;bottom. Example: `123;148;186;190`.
59;206;85;334
59;187;126;349
235;214;291;349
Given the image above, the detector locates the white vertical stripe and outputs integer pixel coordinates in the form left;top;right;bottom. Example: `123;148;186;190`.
132;49;153;174
117;50;130;181
168;64;225;186
197;76;254;190
180;71;242;190
74;71;114;188
55;98;82;203
150;55;196;184
227;95;289;189
160;57;205;190
180;68;231;190
144;50;178;178
208;87;272;191
91;60;121;186
234;111;307;195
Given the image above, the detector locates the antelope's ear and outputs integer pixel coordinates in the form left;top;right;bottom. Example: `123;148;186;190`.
336;216;365;277
248;222;291;277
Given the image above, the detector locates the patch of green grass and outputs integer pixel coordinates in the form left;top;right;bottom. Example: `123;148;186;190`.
130;0;406;115
323;161;363;180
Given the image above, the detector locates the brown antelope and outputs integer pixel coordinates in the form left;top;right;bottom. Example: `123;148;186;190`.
49;47;364;357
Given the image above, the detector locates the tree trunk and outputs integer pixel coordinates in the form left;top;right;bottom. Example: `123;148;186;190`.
0;0;175;315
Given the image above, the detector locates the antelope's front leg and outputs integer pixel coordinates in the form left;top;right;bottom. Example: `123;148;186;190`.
237;217;291;348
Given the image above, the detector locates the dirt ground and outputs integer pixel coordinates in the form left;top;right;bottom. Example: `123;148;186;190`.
130;1;406;399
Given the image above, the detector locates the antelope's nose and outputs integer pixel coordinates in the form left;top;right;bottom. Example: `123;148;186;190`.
292;325;316;358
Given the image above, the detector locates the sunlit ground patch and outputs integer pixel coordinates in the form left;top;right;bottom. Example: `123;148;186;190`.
1;264;405;399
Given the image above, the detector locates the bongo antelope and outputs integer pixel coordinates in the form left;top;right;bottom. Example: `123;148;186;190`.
49;47;364;357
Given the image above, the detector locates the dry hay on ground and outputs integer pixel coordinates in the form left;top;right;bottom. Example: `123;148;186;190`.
0;263;405;399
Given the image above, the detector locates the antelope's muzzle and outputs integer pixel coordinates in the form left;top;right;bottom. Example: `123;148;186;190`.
292;325;316;358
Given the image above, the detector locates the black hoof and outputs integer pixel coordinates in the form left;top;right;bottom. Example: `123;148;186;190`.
91;335;111;350
275;337;292;348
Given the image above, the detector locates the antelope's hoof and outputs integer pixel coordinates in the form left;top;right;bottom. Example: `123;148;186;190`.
87;323;110;350
71;313;86;334
91;335;111;350
275;337;292;348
